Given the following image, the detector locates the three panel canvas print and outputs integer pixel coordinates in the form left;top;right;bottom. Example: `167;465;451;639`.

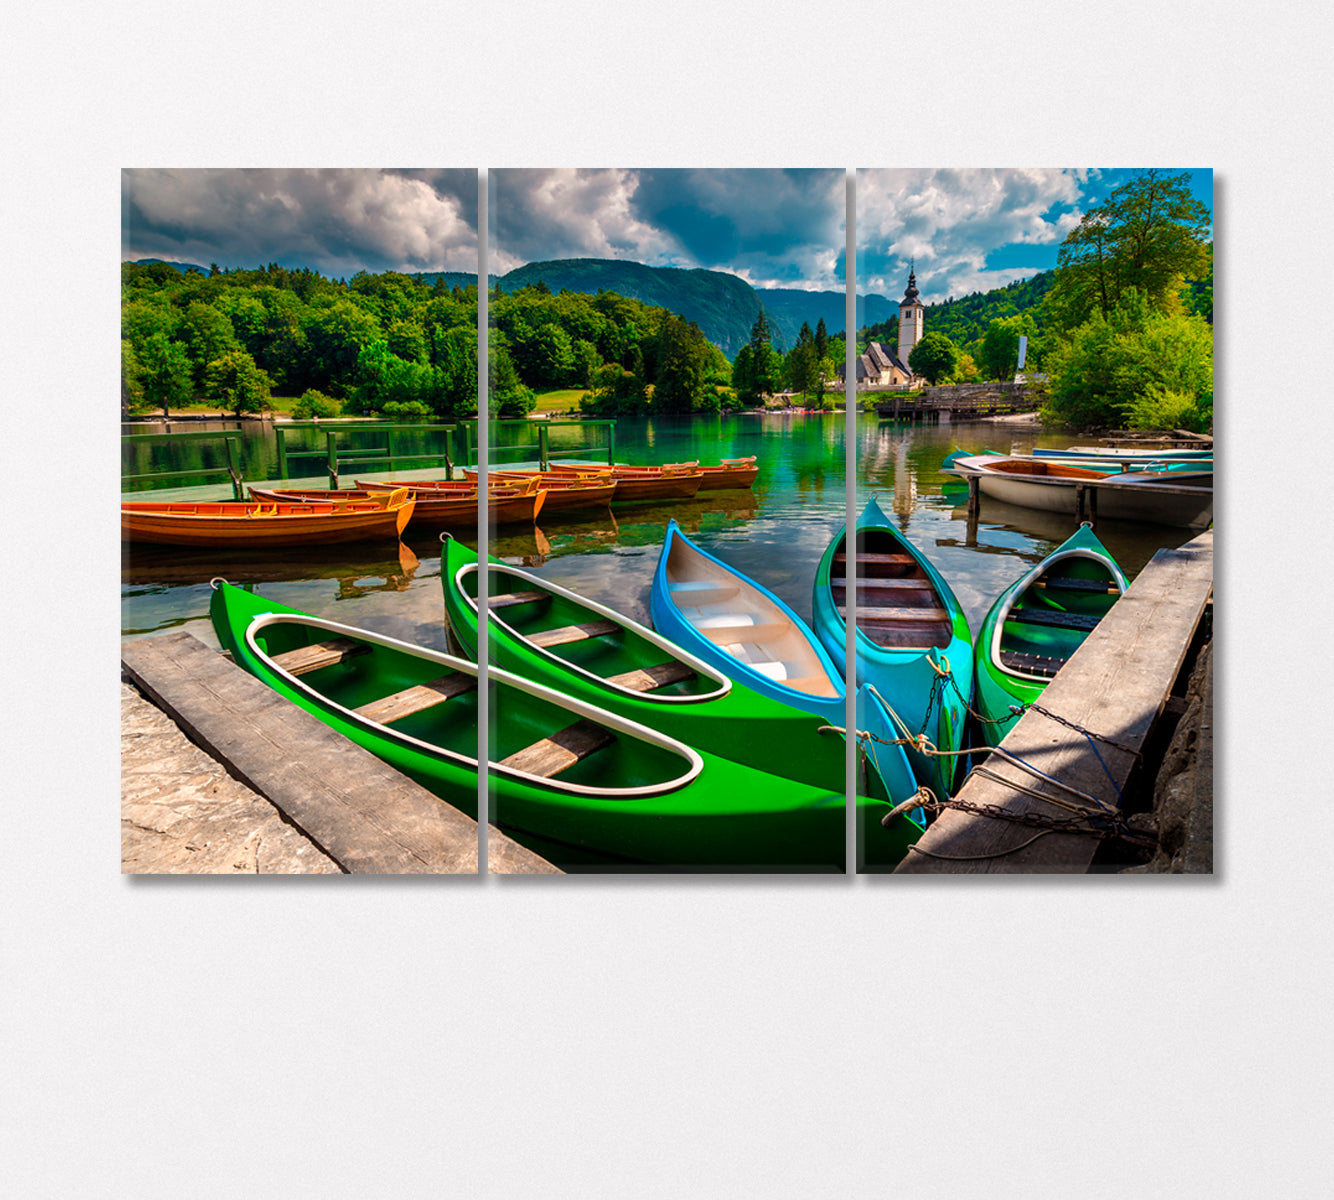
121;167;1214;876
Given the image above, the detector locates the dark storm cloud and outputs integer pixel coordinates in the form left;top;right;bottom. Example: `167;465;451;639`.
488;168;845;289
122;168;479;275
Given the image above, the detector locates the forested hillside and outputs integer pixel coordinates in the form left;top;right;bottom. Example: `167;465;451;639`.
121;260;732;419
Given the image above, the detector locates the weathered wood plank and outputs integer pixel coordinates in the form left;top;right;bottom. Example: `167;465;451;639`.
606;660;697;692
121;631;561;875
528;619;619;649
271;638;369;675
487;590;546;609
851;606;949;621
831;578;934;591
498;720;614;778
1033;577;1119;594
895;529;1213;874
354;673;477;724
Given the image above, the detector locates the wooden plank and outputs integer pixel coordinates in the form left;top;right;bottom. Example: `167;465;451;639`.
895;529;1213;874
831;578;933;591
121;631;561;875
528;619;619;649
271;638;369;675
606;660;697;692
833;551;914;565
852;606;949;621
1033;577;1118;594
498;720;614;778
353;673;477;724
487;590;546;609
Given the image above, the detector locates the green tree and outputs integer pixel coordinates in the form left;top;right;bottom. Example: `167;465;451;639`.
292;389;339;419
488;341;536;417
1048;169;1211;328
137;332;194;417
203;349;273;417
978;315;1038;380
1041;289;1213;430
908;331;960;384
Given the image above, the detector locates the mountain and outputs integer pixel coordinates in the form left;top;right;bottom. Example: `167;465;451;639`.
127;258;209;274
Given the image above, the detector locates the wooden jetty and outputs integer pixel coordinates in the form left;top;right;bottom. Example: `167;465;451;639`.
894;528;1213;873
121;631;561;875
873;383;1037;422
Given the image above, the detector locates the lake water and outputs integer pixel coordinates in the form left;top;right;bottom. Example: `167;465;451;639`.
121;413;1205;656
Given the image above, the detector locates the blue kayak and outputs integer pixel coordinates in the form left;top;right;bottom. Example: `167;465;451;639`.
813;495;974;797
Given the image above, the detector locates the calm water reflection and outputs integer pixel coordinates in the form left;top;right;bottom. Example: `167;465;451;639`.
120;413;1206;650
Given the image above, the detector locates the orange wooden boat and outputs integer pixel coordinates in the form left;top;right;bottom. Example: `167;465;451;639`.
462;468;617;511
604;458;758;489
121;489;415;547
354;476;546;526
547;462;705;502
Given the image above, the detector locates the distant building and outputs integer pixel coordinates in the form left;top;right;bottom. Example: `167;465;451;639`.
839;268;925;390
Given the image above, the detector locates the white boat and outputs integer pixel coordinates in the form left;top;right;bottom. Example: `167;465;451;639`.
944;455;1213;528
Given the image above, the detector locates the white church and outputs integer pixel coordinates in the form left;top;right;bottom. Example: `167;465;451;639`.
840;268;925;390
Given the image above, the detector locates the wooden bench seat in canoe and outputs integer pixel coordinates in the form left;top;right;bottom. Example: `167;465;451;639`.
832;552;916;566
354;673;478;723
498;719;614;779
605;660;696;692
527;619;620;649
841;605;950;622
487;590;548;609
831;578;935;592
1032;576;1119;594
1004;608;1103;631
998;649;1068;678
271;638;370;675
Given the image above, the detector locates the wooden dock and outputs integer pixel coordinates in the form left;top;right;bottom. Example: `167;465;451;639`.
121;631;561;875
872;384;1038;422
894;528;1213;873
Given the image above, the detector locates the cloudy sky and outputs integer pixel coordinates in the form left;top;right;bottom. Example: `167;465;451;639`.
122;166;1211;299
858;167;1213;302
122;168;481;276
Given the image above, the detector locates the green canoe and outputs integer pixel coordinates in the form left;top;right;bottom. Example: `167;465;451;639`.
441;534;864;795
210;581;914;871
973;523;1129;747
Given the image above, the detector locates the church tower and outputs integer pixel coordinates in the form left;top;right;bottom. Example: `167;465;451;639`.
897;266;924;372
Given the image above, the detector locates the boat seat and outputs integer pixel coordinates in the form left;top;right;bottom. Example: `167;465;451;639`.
354;673;477;724
843;606;949;622
498;719;614;779
668;580;740;607
833;551;915;566
1033;576;1119;594
688;612;759;630
528;619;620;649
488;589;547;609
1005;608;1102;631
831;578;933;591
606;660;697;692
701;621;789;647
999;650;1068;677
270;638;370;676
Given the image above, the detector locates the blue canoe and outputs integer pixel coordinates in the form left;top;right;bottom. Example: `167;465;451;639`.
813;495;975;797
650;519;846;726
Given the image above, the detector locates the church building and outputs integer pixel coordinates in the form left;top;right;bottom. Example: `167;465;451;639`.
840;267;926;390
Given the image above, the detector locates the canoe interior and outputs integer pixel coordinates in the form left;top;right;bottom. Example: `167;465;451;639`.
466;568;718;699
664;536;838;697
249;616;687;790
998;554;1122;674
834;528;952;651
984;459;1106;480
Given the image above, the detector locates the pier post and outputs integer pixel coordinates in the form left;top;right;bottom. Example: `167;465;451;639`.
538;424;550;471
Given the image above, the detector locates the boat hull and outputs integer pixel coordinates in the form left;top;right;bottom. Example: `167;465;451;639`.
650;520;846;725
813;495;974;797
210;582;895;870
121;492;414;546
973;524;1128;747
442;537;855;794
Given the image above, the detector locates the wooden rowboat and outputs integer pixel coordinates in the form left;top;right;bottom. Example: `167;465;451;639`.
603;457;759;490
944;455;1213;528
354;476;546;526
813;495;974;798
121;489;415;547
462;469;617;512
649;520;845;725
209;581;896;871
547;462;705;502
973;523;1127;747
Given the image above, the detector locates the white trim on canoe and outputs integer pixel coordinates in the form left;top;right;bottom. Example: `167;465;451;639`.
455;561;734;705
244;611;704;798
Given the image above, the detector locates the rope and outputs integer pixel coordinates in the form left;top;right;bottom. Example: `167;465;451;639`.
905;830;1056;860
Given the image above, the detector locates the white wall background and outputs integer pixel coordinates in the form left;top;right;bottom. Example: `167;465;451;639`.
3;3;1328;1196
